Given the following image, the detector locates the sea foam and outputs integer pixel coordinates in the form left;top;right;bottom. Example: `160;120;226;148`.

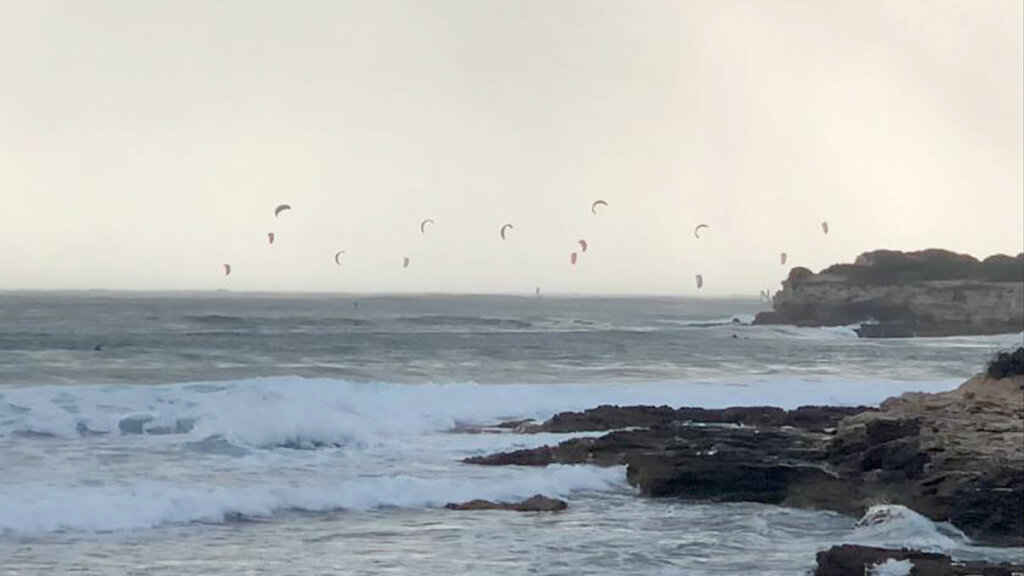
0;376;964;445
0;465;625;534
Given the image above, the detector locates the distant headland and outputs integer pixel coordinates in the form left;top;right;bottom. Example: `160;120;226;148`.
754;249;1024;337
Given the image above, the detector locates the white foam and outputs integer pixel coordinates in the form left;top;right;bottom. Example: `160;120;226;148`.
0;465;625;534
0;376;964;445
851;504;967;551
869;559;913;576
754;324;862;340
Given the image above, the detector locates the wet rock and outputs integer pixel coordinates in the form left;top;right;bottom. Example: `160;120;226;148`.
540;405;677;433
444;495;567;512
462;359;1024;545
525;404;871;434
493;418;537;431
118;415;153;435
813;545;1024;576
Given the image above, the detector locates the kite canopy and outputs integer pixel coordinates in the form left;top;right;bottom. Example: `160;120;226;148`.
695;274;704;289
274;204;291;217
591;200;608;214
223;264;232;276
267;232;275;245
570;252;578;266
403;256;411;269
821;221;829;235
577;239;588;253
334;250;346;265
420;219;435;234
694;224;710;239
500;223;513;240
780;252;787;265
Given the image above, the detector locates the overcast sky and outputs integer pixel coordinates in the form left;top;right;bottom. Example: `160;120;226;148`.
1;0;1021;295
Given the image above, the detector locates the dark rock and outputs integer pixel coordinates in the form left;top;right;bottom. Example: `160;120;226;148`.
493;418;537;430
540;404;677;433
444;495;567;512
465;445;561;466
813;545;1024;576
988;348;1024;379
814;545;951;575
462;363;1024;545
118;415;153;435
523;404;872;434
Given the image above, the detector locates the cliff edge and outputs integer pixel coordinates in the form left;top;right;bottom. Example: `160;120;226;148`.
753;249;1023;337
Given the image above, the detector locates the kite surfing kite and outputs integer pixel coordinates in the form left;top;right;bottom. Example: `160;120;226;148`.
420;219;435;234
695;274;704;289
577;239;588;253
267;232;275;245
500;223;513;240
223;264;232;276
570;252;578;266
403;256;411;269
334;251;346;265
694;224;710;239
821;221;829;235
591;200;608;214
274;204;291;217
780;252;787;265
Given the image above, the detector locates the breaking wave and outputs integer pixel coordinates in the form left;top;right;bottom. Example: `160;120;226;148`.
0;465;625;534
0;376;964;444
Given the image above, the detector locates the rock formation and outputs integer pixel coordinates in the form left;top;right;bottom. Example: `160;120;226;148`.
753;249;1024;337
813;545;1024;575
444;495;568;512
462;349;1024;545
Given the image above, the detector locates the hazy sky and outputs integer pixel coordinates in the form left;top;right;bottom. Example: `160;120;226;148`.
1;0;1021;294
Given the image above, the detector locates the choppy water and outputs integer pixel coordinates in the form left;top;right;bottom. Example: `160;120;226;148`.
1;292;1021;575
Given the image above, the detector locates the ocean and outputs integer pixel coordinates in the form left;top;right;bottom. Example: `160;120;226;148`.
1;292;1021;575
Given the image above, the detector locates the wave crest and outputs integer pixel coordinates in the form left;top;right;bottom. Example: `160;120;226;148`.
0;465;625;534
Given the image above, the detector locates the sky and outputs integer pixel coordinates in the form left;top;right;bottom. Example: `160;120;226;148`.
1;0;1021;295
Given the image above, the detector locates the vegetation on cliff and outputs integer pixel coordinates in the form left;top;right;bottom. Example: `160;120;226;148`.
818;249;1023;285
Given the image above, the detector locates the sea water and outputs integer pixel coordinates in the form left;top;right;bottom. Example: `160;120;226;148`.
1;292;1021;575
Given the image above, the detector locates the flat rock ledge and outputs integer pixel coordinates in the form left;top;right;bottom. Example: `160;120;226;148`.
814;545;1024;576
461;354;1024;546
444;495;568;512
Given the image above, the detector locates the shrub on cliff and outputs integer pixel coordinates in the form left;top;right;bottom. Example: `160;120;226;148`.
814;250;1023;285
987;348;1024;379
981;254;1024;282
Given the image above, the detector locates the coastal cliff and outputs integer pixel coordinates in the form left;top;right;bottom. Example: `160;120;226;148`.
753;249;1024;337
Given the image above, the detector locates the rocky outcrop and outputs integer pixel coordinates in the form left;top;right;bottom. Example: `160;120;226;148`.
444;495;568;512
814;545;1024;576
829;367;1024;545
462;351;1024;545
753;249;1024;337
465;410;862;509
523;404;870;434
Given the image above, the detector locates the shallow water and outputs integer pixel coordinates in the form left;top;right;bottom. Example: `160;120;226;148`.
1;293;1021;574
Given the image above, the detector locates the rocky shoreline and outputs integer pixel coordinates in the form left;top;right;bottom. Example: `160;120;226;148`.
457;348;1024;570
753;249;1023;337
